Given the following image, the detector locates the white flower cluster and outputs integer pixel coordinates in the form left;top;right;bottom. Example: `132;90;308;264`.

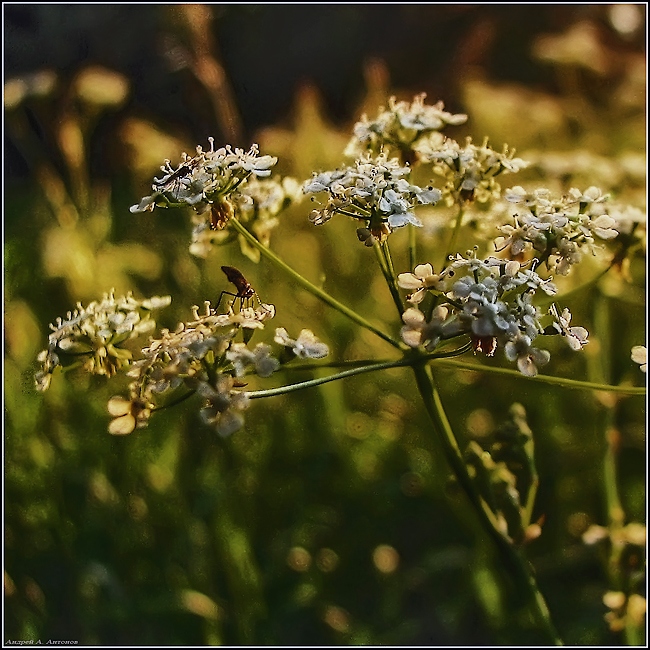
345;93;467;159
398;255;588;377
303;152;441;245
106;301;330;437
109;300;277;437
130;138;277;219
497;185;619;274
418;136;529;206
35;292;171;392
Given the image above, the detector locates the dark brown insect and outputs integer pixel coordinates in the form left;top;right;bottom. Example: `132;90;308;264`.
221;266;255;300
217;265;262;313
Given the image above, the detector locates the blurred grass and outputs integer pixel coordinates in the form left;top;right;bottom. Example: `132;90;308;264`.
4;5;646;646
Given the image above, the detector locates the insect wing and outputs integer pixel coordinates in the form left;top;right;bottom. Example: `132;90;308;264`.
221;266;255;299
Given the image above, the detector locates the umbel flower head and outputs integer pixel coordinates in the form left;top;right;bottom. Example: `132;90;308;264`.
497;185;619;274
397;253;589;377
345;93;467;161
35;292;171;391
304;152;441;245
417;136;529;206
130;138;282;258
109;300;278;437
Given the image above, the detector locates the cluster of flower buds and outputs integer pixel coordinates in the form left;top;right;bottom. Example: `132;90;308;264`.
35;292;171;392
397;253;587;376
496;185;619;274
345;93;467;160
304;152;441;245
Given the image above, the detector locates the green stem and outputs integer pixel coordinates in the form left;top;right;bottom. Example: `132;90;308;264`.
432;359;646;395
284;344;472;373
229;217;401;349
248;357;413;399
522;467;539;532
592;290;627;591
151;389;196;412
374;240;404;316
411;363;563;645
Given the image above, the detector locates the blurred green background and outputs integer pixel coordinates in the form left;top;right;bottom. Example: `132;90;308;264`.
4;4;646;645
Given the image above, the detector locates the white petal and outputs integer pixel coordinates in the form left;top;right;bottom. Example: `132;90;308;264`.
108;414;136;435
397;273;423;290
414;263;434;278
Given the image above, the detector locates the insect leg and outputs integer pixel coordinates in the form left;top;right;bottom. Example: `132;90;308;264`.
215;290;239;313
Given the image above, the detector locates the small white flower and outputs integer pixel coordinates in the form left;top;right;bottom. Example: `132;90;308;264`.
549;305;589;351
226;342;280;378
400;305;455;351
198;377;250;437
504;334;551;377
107;396;151;435
397;263;444;303
274;328;329;359
631;345;647;373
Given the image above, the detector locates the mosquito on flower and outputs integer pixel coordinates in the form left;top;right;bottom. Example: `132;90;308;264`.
217;265;274;316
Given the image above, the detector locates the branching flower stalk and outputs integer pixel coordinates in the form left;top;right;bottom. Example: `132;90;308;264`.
35;93;646;644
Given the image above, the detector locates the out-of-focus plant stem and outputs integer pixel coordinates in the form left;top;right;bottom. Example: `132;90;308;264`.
411;362;563;645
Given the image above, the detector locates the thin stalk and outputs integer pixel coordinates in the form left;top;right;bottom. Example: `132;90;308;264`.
374;240;404;316
432;358;646;395
411;363;563;645
229;217;401;349
151;389;196;412
592;290;626;590
522;463;539;532
284;344;473;373
248;357;413;399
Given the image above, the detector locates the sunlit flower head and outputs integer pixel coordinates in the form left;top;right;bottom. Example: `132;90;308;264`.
34;291;171;391
345;93;467;160
418;136;528;206
304;152;440;244
497;185;619;274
